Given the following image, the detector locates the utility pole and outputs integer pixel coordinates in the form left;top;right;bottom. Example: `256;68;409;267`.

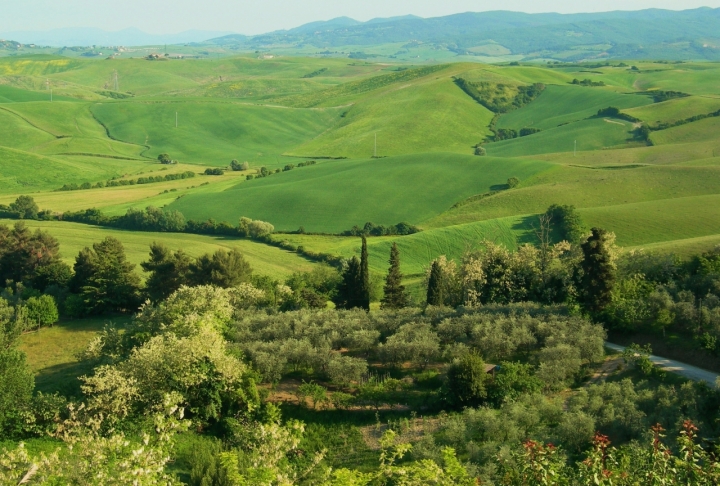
114;70;119;91
374;133;377;158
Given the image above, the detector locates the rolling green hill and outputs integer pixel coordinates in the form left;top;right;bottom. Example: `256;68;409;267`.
486;118;636;157
169;154;554;232
496;85;652;131
287;76;495;158
91;100;343;165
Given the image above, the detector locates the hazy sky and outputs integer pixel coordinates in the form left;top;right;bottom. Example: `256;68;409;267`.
2;0;720;35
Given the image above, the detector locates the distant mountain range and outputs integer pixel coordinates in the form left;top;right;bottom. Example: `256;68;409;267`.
210;7;720;61
4;8;720;61
0;27;234;47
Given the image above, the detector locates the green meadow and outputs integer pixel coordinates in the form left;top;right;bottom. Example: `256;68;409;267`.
0;53;720;278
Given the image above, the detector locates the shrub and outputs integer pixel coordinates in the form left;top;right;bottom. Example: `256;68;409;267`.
9;196;39;220
204;168;224;176
446;352;490;408
519;127;541;137
507;177;520;189
283;164;295;172
23;295;59;329
474;146;487;156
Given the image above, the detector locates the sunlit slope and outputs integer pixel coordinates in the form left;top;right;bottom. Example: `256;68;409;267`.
0;219;314;279
91;101;343;165
0;147;147;194
2;102;145;159
288;77;495;158
581;194;720;247
426;164;720;227
625;96;720;125
168;154;554;232
496;85;652;131
650;117;720;145
486;118;635;157
0;85;76;103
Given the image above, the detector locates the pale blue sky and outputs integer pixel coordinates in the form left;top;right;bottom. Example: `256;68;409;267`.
2;0;720;35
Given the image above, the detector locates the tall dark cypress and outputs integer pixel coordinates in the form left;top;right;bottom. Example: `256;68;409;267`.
359;236;371;311
426;260;444;306
578;227;616;316
381;243;408;309
334;256;362;310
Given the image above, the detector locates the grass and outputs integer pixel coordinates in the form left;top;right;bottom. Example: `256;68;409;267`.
580;194;720;247
624;96;720;125
486;118;636;157
169;153;554;233
273;214;531;277
426;164;720;228
92;100;343;166
650;117;720;145
288;75;495;158
0;219;317;279
18;317;121;395
496;85;651;131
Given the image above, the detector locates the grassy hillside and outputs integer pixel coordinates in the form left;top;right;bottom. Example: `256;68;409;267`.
486;118;635;157
427;164;720;227
496;85;651;131
625;96;720;125
288;76;495;158
581;194;720;247
0;219;315;279
92;101;343;165
650;117;720;145
169;154;554;232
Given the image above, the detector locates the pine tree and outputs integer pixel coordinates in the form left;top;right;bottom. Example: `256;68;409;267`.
381;243;408;309
359;236;371;311
141;242;192;302
76;237;142;314
578;227;616;315
426;260;444;306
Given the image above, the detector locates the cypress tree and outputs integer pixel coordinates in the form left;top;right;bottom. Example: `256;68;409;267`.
381;243;408;309
578;227;616;315
359;236;371;311
334;256;363;310
426;260;444;306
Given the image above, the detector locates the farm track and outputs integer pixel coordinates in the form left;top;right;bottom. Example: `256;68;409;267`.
605;342;719;385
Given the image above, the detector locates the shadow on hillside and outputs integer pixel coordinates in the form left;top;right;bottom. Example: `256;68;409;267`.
513;215;541;246
35;360;96;398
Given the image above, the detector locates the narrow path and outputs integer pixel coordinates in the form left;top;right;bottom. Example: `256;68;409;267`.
605;342;719;386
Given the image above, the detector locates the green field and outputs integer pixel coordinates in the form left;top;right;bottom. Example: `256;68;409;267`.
486;118;637;157
0;53;719;285
169;153;554;232
496;85;652;131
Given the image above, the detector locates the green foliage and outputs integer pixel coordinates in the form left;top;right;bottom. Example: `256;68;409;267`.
544;204;585;244
23;295;59;329
334;256;364;310
446;353;490;408
8;195;39;220
487;362;542;405
71;236;142;315
141;242;193;302
189;248;253;289
0;222;62;287
204;168;224;176
579;228;617;315
506;177;520;189
426;260;444;307
454;79;545;114
381;243;408;310
157;153;174;164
